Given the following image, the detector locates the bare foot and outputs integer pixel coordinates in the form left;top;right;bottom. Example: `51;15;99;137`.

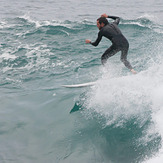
131;69;137;74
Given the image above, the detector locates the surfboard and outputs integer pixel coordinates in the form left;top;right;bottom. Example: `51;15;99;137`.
62;81;96;88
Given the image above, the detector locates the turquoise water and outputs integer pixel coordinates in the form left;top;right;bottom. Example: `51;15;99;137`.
1;0;163;163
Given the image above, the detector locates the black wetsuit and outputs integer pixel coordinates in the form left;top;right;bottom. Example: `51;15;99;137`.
91;16;133;70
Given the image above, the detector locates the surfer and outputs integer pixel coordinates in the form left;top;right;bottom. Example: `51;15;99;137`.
85;13;137;74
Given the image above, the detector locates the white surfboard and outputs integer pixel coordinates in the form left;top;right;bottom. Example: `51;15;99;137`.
62;81;96;88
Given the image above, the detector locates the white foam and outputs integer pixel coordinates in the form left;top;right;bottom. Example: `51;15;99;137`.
87;72;152;121
0;20;15;29
19;14;73;29
143;85;163;163
19;14;42;28
123;21;145;27
0;53;17;60
0;21;7;29
123;15;163;34
86;61;163;161
137;14;156;21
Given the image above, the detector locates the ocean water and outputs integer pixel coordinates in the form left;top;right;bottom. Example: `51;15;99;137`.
0;0;163;163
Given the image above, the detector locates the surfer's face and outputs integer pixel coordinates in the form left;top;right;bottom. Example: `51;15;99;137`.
97;21;104;30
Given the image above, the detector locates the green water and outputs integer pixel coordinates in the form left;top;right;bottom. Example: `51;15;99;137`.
1;0;163;162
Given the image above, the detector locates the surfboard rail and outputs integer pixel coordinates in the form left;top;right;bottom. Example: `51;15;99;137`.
62;81;96;88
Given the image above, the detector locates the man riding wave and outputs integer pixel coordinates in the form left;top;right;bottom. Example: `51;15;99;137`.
86;13;137;74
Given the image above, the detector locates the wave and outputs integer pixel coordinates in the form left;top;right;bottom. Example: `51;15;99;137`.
1;14;163;38
70;54;163;162
1;13;163;162
1;14;163;94
121;16;163;34
71;61;163;162
1;14;162;74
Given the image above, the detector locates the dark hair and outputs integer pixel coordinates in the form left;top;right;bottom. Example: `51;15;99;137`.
97;17;109;25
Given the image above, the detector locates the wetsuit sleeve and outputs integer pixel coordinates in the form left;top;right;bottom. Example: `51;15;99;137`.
108;16;120;25
90;31;103;46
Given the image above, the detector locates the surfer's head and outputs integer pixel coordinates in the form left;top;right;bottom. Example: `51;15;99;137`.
97;17;108;30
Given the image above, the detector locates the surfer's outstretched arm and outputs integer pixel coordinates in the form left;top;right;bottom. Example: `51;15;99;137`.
86;31;102;46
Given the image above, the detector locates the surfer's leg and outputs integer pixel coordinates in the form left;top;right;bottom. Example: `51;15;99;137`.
101;45;119;65
120;47;133;70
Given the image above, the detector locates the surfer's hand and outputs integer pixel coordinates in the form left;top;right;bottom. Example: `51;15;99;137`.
101;13;108;18
85;39;91;44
